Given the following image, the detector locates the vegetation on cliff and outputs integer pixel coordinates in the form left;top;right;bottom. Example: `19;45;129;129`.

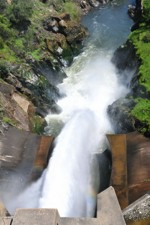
0;0;83;65
108;0;150;136
129;0;150;135
0;0;86;133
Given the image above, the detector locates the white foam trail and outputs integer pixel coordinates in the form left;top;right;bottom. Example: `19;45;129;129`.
40;110;100;217
39;51;129;217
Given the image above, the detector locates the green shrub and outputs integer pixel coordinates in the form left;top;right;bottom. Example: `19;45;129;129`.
131;98;150;134
7;0;33;30
2;116;17;126
0;15;13;39
129;26;150;92
30;115;45;134
31;49;41;61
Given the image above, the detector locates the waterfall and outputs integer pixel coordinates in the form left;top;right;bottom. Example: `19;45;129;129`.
3;0;133;217
39;50;129;217
39;0;133;216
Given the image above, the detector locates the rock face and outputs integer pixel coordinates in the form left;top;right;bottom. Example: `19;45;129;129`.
0;81;46;133
43;12;88;66
0;82;34;131
108;41;139;134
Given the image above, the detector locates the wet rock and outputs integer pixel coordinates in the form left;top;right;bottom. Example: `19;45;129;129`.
80;0;91;14
128;0;142;31
112;41;139;72
88;0;99;7
107;98;136;134
128;0;142;21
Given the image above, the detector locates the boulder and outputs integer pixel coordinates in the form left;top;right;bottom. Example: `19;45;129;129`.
107;98;136;134
12;93;35;116
111;41;139;72
0;82;31;131
43;18;59;32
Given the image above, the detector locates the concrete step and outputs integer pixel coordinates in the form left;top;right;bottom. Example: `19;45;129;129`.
12;208;60;225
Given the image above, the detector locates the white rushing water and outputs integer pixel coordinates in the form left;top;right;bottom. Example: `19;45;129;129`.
39;47;129;217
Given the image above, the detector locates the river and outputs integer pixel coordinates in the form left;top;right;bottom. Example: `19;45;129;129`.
39;0;133;217
4;0;133;217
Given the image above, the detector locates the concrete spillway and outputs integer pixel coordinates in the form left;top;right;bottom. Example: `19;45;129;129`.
107;132;150;209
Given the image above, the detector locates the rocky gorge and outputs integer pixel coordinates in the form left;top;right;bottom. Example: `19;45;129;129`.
0;0;150;220
0;0;113;134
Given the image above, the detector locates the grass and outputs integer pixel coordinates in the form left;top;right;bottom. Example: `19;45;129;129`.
2;116;18;127
0;45;17;63
30;115;45;134
31;49;42;61
63;1;82;21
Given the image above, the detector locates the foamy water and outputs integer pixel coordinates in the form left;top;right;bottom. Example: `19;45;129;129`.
39;50;129;217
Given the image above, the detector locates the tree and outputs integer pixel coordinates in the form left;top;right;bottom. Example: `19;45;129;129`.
0;15;13;39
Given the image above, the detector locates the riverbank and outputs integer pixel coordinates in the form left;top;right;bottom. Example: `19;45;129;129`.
108;0;150;137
